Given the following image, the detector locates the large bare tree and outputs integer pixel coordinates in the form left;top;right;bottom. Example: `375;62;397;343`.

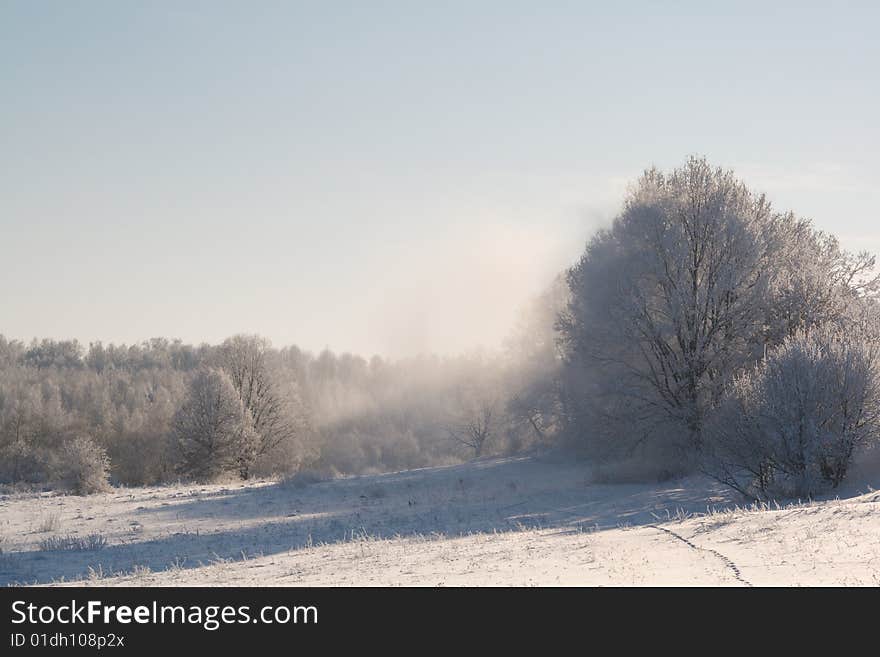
445;398;495;458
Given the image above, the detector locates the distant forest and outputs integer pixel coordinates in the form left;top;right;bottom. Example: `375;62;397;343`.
0;279;564;491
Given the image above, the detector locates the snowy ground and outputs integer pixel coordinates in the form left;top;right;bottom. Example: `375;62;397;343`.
1;455;879;586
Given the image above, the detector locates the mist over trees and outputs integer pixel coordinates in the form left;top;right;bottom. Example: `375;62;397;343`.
2;157;878;500
0;311;561;492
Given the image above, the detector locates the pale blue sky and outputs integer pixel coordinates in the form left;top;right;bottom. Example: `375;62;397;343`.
2;1;878;356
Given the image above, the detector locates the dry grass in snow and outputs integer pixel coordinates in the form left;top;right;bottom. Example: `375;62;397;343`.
1;455;878;586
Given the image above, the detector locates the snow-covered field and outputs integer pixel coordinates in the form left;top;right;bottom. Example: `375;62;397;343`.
1;455;879;586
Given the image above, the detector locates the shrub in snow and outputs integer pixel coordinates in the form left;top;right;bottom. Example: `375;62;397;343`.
706;329;880;500
56;435;111;495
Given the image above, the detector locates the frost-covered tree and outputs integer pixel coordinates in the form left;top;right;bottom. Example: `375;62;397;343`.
765;220;879;345
171;368;254;482
0;336;25;369
219;335;298;477
705;329;880;500
559;157;880;471
23;339;84;370
559;157;782;458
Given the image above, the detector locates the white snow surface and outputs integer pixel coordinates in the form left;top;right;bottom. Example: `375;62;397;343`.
2;455;878;586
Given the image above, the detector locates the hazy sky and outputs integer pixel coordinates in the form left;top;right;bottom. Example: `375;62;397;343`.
2;1;878;357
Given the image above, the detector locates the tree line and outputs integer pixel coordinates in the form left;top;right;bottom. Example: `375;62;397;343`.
0;310;563;492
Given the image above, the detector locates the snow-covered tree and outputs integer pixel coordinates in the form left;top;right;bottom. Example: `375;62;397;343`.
219;335;298;478
559;157;782;458
171;368;254;482
765;220;879;345
559;157;880;472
